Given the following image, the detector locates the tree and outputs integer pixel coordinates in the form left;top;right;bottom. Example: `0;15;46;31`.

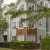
5;2;50;29
0;7;8;34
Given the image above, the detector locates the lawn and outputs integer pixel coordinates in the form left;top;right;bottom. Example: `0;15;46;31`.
0;48;40;50
0;48;14;50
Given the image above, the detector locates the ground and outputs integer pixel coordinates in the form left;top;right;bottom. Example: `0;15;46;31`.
0;48;14;50
0;48;41;50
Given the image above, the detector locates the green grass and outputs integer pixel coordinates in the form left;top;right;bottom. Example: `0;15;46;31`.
0;48;14;50
0;48;40;50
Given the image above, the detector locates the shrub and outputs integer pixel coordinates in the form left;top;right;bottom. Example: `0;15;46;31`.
0;42;10;48
10;41;35;49
40;36;50;50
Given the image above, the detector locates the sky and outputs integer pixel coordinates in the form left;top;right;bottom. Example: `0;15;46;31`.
4;0;17;4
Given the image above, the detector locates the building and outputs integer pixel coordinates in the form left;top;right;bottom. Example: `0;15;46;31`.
1;0;50;46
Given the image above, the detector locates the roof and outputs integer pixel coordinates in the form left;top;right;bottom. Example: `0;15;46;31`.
16;0;36;5
16;0;27;6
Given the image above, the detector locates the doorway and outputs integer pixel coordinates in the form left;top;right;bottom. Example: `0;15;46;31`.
3;35;7;42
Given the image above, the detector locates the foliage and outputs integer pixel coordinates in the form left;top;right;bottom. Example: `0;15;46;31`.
5;4;50;30
0;8;8;34
40;36;50;50
10;41;35;49
0;42;10;48
9;3;15;7
5;7;50;24
0;18;8;34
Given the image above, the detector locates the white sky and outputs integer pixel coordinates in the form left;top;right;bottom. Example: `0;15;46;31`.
4;0;17;4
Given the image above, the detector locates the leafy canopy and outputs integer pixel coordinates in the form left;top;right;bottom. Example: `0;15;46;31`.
5;7;50;23
0;8;8;34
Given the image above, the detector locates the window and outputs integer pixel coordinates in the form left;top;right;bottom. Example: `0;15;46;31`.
36;21;42;27
39;21;42;26
41;2;44;6
17;34;24;41
12;22;16;29
12;36;16;40
45;3;48;8
39;35;41;40
20;4;24;10
28;22;34;28
29;5;34;11
27;34;35;42
19;21;23;28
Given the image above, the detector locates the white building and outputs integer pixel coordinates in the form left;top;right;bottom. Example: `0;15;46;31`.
0;0;50;46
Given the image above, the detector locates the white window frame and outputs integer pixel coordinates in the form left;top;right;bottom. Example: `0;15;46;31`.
17;34;24;41
28;22;35;29
28;4;35;11
19;21;23;29
12;22;16;29
20;4;24;10
12;36;16;40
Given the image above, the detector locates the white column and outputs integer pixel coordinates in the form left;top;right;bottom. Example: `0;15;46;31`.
7;15;11;42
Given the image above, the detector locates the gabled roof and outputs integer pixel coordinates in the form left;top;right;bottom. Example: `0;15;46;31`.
16;0;27;6
16;0;36;5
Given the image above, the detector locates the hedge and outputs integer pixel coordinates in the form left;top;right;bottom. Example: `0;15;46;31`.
0;42;10;48
40;36;50;50
10;41;35;49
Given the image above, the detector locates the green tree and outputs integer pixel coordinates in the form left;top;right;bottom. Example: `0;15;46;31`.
5;3;50;28
0;8;8;34
6;7;49;22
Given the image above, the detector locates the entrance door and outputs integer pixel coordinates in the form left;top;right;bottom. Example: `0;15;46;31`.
3;35;7;42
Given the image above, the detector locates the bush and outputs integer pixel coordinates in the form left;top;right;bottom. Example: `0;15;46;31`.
10;41;35;49
40;36;50;50
0;42;10;48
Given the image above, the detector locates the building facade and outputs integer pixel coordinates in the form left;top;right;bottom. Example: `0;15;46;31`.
0;0;50;45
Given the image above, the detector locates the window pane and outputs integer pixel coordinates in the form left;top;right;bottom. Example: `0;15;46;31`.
41;2;44;6
12;22;16;29
20;4;24;10
28;22;34;28
29;5;34;11
19;21;23;28
39;21;41;26
27;34;35;41
17;34;24;41
12;36;16;40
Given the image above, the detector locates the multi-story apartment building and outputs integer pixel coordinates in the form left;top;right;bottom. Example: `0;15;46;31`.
1;0;50;46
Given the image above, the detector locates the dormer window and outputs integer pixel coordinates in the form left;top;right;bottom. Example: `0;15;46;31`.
20;4;24;10
29;5;34;11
